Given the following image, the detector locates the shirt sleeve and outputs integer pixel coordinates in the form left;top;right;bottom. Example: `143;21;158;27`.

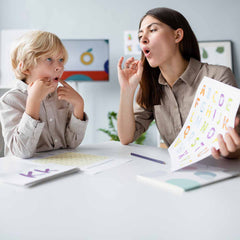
65;112;89;148
133;104;154;141
0;93;45;158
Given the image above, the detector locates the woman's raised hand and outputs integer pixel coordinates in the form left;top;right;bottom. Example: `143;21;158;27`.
117;57;143;92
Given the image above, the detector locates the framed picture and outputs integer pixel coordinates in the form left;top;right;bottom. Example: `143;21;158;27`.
198;40;233;71
61;39;109;81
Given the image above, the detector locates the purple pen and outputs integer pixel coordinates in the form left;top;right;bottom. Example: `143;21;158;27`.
130;152;166;164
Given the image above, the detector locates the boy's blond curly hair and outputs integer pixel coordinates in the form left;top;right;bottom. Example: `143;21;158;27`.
11;30;68;80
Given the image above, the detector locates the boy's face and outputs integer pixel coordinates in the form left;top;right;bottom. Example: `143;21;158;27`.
26;52;65;89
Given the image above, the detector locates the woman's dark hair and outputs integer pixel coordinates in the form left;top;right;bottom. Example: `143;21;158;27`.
136;7;200;109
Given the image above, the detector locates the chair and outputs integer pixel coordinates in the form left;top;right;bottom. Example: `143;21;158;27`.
0;88;10;157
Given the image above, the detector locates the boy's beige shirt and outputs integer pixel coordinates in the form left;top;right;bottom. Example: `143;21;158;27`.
133;58;240;146
0;80;88;158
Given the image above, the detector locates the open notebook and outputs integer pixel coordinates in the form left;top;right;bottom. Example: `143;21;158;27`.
0;158;79;187
137;163;239;193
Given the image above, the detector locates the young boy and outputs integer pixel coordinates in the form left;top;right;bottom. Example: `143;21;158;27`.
0;30;88;158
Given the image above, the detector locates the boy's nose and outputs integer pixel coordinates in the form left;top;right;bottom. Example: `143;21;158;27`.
55;64;63;72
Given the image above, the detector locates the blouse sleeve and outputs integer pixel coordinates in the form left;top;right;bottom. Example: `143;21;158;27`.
133;103;154;141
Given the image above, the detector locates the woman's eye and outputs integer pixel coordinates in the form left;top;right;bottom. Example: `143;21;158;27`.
138;35;142;41
150;29;157;32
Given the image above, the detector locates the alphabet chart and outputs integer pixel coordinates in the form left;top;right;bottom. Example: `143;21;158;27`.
169;77;240;171
0;158;79;187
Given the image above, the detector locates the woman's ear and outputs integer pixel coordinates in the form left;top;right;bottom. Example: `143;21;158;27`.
175;28;184;43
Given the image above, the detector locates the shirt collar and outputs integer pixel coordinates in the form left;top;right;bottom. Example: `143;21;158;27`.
158;58;202;86
15;80;28;93
180;58;202;85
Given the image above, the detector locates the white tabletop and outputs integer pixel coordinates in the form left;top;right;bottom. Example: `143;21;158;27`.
0;141;239;240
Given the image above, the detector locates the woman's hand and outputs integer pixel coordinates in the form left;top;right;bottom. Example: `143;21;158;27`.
211;117;240;159
117;57;143;92
57;79;84;120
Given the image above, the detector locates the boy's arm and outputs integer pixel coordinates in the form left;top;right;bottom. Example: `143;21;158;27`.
0;91;44;158
65;111;89;149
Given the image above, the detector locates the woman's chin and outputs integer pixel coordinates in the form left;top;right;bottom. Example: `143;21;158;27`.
147;59;159;68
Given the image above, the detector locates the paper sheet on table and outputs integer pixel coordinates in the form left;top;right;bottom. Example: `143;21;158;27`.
0;158;79;187
168;77;240;171
33;152;130;174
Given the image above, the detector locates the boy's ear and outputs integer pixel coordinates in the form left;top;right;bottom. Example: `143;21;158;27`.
22;69;30;75
18;61;29;75
175;28;184;43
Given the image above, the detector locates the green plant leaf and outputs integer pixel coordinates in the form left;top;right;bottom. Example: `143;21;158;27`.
134;133;146;145
216;46;224;53
202;48;208;59
98;111;156;144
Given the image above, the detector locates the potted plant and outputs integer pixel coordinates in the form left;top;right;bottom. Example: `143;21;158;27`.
98;111;151;145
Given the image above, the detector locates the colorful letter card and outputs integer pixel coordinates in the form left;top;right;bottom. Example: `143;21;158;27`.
169;77;240;171
124;30;141;55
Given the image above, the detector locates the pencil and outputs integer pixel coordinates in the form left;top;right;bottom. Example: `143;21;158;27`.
130;152;166;165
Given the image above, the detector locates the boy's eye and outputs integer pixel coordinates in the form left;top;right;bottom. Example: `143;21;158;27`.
47;58;52;62
59;58;64;63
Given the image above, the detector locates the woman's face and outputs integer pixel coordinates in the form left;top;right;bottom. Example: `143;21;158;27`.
138;15;179;68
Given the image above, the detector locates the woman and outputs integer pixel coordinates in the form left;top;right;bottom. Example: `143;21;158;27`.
117;7;240;159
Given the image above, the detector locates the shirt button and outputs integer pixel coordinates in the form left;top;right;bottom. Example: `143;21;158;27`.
49;118;53;122
54;139;58;143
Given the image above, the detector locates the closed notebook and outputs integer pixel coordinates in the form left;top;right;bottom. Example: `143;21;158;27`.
0;158;79;187
137;163;239;193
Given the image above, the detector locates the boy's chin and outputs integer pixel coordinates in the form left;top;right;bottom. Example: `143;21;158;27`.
50;83;58;92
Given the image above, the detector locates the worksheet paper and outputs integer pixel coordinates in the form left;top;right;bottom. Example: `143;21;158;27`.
169;77;240;171
33;151;130;175
0;158;79;187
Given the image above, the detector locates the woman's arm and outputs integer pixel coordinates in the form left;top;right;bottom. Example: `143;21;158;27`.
117;57;143;145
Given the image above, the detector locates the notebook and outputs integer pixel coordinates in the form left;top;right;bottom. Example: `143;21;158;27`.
137;163;239;193
0;158;79;187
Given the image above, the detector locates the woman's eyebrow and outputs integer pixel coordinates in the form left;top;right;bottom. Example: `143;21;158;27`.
138;22;161;34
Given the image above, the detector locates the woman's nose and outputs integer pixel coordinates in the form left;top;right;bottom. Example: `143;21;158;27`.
140;35;149;44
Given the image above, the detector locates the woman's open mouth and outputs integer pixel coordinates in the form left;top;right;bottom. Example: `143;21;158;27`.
143;48;151;58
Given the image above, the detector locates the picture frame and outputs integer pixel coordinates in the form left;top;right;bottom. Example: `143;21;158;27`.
61;39;109;82
198;40;233;72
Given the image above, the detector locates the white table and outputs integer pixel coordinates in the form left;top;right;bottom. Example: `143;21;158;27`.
0;141;239;240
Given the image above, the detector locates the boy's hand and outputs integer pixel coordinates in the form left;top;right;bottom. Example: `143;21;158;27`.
57;79;84;120
26;78;58;120
27;78;57;103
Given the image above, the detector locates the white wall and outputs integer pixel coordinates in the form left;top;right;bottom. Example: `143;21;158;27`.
0;0;240;146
